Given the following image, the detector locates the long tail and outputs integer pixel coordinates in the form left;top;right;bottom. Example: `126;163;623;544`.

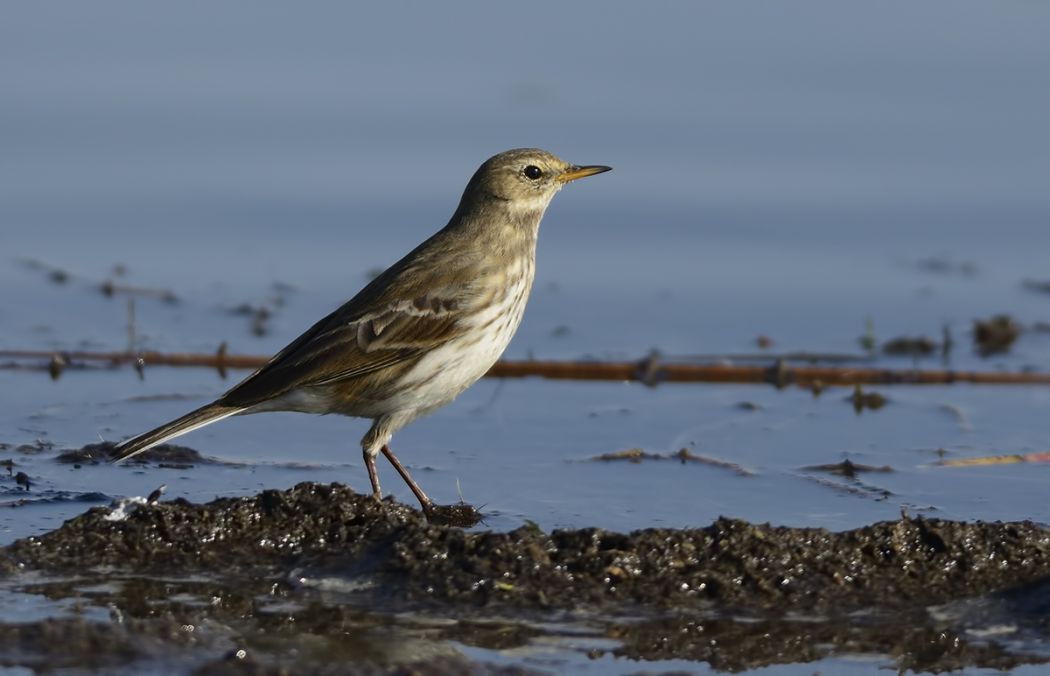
110;402;244;462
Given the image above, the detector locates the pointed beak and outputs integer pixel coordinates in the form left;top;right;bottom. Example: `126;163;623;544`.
556;164;612;184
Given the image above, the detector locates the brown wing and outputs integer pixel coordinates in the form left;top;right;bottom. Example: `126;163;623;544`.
217;221;486;408
219;292;468;407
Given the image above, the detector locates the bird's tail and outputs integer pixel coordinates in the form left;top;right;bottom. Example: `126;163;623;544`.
110;402;244;463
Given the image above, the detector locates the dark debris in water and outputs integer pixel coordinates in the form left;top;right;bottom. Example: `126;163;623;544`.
847;384;888;413
974;314;1021;357
801;459;894;478
1022;278;1050;295
914;256;978;277
99;279;179;303
882;335;938;357
55;441;221;466
226;302;275;337
5;440;56;456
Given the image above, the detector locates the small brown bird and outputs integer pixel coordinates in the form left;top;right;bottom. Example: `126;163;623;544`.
111;149;610;514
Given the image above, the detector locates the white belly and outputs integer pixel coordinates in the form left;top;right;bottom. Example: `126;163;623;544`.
382;270;532;415
259;262;535;422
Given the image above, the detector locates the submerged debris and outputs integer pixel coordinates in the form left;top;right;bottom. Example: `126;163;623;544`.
226;302;274;337
847;384;888;413
801;459;893;478
915;257;978;277
54;441;213;466
47;353;67;380
1022;278;1050;295
589;447;663;463
99;279;179;303
882;335;937;357
974;314;1020;357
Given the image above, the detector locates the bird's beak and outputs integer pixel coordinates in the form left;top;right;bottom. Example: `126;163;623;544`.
556;164;612;184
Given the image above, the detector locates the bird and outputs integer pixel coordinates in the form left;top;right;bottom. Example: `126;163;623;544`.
110;148;611;515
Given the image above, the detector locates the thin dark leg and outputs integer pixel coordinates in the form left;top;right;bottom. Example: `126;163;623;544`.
380;444;434;511
363;448;382;500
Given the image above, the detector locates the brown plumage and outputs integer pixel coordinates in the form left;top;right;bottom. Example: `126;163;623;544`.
111;149;611;513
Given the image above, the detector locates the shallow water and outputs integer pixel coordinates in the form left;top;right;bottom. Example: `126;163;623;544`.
3;2;1050;673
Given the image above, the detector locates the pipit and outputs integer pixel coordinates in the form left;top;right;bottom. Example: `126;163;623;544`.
111;148;610;516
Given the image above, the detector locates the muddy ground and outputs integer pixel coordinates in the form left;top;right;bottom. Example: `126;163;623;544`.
2;447;1050;673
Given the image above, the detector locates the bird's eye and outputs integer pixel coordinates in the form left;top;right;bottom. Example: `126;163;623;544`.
523;165;543;180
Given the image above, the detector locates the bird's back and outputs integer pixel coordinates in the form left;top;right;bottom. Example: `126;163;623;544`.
217;204;536;418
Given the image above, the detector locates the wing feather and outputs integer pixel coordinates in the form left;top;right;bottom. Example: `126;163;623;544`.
217;224;486;408
219;291;468;407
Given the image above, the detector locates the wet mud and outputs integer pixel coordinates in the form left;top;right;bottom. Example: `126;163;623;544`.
2;480;1050;672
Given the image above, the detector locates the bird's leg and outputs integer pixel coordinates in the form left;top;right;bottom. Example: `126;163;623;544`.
380;444;434;512
363;448;382;500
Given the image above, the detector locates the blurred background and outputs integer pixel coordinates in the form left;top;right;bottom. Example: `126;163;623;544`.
2;2;1050;535
4;2;1050;354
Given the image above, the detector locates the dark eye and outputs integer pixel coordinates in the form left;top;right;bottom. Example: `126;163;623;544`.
523;165;543;180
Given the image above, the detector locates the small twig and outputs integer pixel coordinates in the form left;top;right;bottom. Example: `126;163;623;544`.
2;348;1050;386
488;359;1050;386
101;280;178;303
938;452;1050;467
669;448;754;476
665;351;875;364
587;448;753;475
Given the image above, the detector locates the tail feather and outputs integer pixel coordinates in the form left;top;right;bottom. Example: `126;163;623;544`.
111;402;243;462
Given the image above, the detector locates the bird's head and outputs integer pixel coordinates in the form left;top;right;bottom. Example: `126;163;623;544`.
464;148;611;214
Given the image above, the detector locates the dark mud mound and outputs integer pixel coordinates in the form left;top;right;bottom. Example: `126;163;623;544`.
4;482;1050;672
5;482;1050;613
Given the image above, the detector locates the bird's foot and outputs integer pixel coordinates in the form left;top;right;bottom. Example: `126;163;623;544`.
375;444;483;526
